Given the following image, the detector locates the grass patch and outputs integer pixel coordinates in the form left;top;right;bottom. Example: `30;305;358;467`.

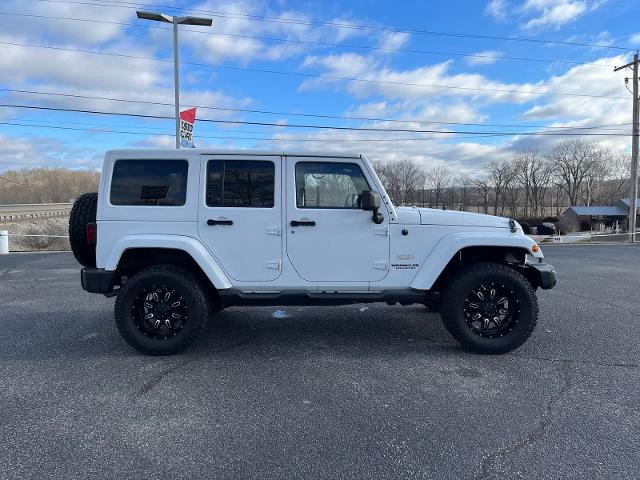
0;216;70;251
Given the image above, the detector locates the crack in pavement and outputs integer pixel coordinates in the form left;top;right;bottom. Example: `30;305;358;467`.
0;266;19;306
472;362;575;480
131;337;258;401
133;357;198;399
509;352;640;369
0;284;18;305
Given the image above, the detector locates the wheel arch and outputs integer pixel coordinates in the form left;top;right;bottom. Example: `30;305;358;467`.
410;232;541;291
104;235;232;291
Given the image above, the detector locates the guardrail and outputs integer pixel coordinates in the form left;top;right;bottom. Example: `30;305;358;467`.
0;231;70;254
541;231;636;243
0;203;71;222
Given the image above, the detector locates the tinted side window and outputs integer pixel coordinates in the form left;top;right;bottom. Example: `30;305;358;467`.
206;160;275;208
295;162;370;209
110;160;188;206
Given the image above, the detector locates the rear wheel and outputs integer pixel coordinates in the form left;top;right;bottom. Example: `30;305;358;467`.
440;262;537;354
114;265;209;355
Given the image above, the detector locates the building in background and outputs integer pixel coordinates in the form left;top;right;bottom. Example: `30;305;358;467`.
561;198;639;232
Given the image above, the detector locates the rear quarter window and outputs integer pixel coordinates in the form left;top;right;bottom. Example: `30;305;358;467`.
110;159;188;206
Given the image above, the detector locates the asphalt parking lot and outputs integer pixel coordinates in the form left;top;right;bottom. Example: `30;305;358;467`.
1;245;639;480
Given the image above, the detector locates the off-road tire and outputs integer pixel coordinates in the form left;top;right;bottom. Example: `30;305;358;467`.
69;192;98;267
440;262;538;354
115;265;209;355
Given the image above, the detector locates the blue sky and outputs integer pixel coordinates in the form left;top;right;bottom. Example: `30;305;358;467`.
0;0;639;172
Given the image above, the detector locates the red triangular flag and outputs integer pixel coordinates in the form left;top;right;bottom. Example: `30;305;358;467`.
179;107;197;124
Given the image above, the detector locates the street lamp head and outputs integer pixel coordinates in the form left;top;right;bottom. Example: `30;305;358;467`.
136;11;212;26
136;11;173;23
136;9;213;150
177;16;213;26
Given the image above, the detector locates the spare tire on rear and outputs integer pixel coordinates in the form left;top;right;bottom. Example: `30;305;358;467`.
69;192;98;267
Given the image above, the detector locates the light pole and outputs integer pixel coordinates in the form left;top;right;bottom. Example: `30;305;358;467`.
136;11;212;149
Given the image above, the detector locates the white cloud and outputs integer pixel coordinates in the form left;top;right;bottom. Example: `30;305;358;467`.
521;0;591;30
347;100;486;125
272;52;632;171
494;54;630;154
300;53;544;104
257;127;511;174
0;0;141;45
377;32;411;52
178;1;380;63
630;33;640;45
575;31;614;49
485;0;509;21
179;1;414;64
0;0;628;175
465;51;504;66
0;133;96;170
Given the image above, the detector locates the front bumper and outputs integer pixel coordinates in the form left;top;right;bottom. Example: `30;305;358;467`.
525;260;557;290
81;268;115;294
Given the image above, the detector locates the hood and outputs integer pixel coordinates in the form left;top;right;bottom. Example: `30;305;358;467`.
397;207;515;229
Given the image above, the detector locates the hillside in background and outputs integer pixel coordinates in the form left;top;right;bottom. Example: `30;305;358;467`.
0;168;100;204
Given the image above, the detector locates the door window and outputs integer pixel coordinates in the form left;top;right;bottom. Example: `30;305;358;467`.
206;160;275;208
295;162;370;209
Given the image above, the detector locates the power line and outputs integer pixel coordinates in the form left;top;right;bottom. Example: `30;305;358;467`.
32;0;634;51
0;40;629;100
0;120;629;143
0;103;631;136
1;87;630;131
0;11;617;68
1;112;629;142
0;120;490;142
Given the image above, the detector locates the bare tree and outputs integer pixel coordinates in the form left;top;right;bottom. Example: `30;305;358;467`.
514;151;553;218
396;159;424;205
547;140;602;207
485;160;517;216
602;152;631;204
425;165;452;209
473;176;491;214
455;174;473;211
373;159;423;206
0;168;100;204
502;160;522;217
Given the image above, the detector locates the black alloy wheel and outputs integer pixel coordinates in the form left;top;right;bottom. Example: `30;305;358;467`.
131;286;188;339
115;265;209;355
440;262;538;354
463;283;519;338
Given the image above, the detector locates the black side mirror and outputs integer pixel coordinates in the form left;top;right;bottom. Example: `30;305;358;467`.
360;190;380;211
360;191;384;224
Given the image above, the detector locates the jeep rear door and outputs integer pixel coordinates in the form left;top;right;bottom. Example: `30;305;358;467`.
285;156;390;283
198;154;283;282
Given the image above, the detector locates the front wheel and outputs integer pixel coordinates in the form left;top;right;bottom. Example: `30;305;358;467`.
114;265;210;355
440;262;538;354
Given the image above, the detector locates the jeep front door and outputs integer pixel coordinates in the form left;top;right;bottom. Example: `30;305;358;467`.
198;155;283;282
285;158;389;283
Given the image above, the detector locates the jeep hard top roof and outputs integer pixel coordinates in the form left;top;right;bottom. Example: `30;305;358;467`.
106;148;363;159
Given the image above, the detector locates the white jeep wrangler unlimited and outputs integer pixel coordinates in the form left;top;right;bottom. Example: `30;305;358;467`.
70;149;556;356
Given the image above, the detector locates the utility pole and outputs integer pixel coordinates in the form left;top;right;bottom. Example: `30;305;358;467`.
137;11;212;149
172;17;180;150
614;53;639;243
